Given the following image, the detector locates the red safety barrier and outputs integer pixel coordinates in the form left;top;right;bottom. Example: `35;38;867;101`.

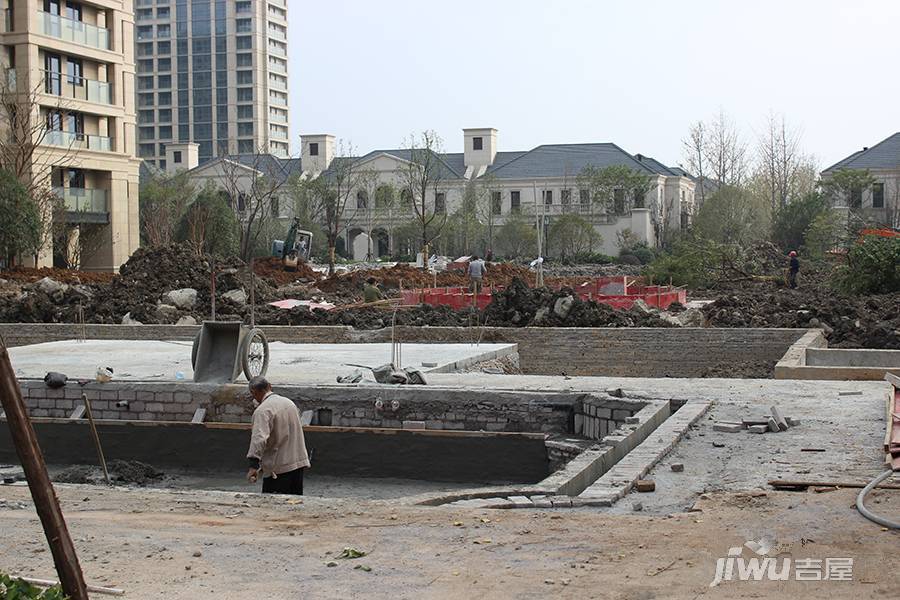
399;276;686;311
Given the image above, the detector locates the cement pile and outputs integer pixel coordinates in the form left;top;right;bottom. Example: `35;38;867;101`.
481;278;674;328
703;289;900;349
54;459;164;486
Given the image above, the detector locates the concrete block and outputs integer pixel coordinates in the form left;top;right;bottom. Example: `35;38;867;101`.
64;388;83;399
507;495;533;507
770;406;789;431
612;409;631;421
767;417;780;433
786;417;801;427
31;408;49;417
425;420;443;430
174;392;193;404
156;392;174;403
100;391;119;401
37;399;55;409
748;425;768;434
135;391;155;402
635;480;656;493
574;414;584;434
44;388;64;399
144;402;165;412
118;391;136;401
670;463;684;472
596;407;612;419
69;405;86;419
713;422;742;433
402;420;426;430
625;416;640;425
550;498;573;508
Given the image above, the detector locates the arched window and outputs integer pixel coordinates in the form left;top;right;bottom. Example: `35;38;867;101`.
400;188;413;208
356;189;368;209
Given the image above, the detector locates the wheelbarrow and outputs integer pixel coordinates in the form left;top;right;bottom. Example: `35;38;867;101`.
191;321;269;384
191;258;269;384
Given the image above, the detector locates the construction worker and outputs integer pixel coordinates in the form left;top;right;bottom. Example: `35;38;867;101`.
468;255;486;294
363;277;384;303
788;251;800;289
246;376;310;495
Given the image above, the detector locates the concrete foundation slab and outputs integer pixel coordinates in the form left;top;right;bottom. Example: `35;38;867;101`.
8;340;517;384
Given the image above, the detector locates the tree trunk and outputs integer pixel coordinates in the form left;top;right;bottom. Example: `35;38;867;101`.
328;244;335;276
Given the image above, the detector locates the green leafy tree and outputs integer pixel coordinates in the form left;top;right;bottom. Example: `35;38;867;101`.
0;169;42;266
836;235;900;294
176;183;240;257
578;164;653;250
821;168;877;209
802;210;844;259
395;130;449;267
494;212;537;259
771;192;829;251
548;214;599;260
693;185;770;246
139;171;194;248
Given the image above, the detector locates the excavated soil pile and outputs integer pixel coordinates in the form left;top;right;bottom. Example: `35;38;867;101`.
481;278;674;328
703;288;900;349
254;302;473;329
253;256;320;287
54;459;164;486
0;267;115;285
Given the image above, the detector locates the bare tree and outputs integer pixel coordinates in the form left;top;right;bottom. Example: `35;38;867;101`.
356;168;380;260
396;131;449;268
303;141;361;274
682;120;707;205
754;113;818;211
704;108;748;187
474;173;501;255
219;146;289;261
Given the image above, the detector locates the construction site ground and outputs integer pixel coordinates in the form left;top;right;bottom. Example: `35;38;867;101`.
1;375;897;598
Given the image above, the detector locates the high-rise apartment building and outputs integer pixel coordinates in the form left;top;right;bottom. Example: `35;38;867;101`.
134;0;289;169
0;0;140;271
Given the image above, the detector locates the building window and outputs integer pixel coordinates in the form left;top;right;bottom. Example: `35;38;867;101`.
67;58;83;86
237;88;253;102
173;151;182;164
67;168;85;189
579;188;590;204
236;18;252;33
65;2;82;21
873;183;885;208
473;137;483;151
44;0;61;16
136;25;153;40
236;1;251;13
237;71;253;85
157;24;171;39
237;53;252;67
157;41;171;55
238;139;254;153
357;190;368;209
510;190;521;212
491;191;501;215
157;6;170;19
400;188;412;208
309;142;319;156
158;126;172;140
850;188;862;208
561;189;571;205
434;193;446;214
237;122;253;137
681;212;689;230
237;105;253;119
236;36;252;50
138;143;155;157
543;190;553;205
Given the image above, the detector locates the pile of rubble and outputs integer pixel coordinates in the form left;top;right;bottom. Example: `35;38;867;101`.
712;406;799;435
703;287;900;349
481;278;674;328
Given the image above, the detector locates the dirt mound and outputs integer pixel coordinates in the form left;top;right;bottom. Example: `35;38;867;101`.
253;256;320;287
0;267;115;285
482;277;674;328
255;302;474;329
54;459;164;486
703;287;900;349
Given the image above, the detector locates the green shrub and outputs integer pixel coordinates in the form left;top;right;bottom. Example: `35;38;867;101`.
630;244;655;265
617;253;641;266
836;235;900;294
0;573;66;599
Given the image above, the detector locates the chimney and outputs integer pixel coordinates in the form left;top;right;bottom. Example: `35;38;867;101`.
463;128;498;169
165;143;199;174
300;134;336;174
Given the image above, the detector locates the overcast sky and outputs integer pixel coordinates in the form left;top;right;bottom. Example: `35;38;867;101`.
289;0;900;171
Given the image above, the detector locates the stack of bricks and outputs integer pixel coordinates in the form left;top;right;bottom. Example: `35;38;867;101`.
575;397;643;440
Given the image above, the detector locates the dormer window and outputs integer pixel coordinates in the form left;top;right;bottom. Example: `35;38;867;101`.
309;142;319;156
473;137;483;151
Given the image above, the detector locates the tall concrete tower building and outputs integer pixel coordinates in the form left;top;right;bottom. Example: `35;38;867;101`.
0;0;141;271
134;0;289;169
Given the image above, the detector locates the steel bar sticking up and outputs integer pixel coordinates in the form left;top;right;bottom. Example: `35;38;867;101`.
0;346;88;599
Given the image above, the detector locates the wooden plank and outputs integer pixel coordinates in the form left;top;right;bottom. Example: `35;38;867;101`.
0;348;88;600
769;479;900;491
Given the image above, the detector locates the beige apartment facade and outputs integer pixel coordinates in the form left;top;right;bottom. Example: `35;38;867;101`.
134;0;289;170
1;0;140;270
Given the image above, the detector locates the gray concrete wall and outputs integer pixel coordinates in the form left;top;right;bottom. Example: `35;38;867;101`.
0;324;809;378
775;329;900;380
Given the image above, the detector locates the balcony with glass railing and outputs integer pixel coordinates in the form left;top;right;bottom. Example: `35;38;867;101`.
268;76;287;91
269;127;288;140
53;187;109;213
42;70;112;104
269;110;288;124
268;59;287;74
522;202;620;223
45;130;113;152
40;11;110;51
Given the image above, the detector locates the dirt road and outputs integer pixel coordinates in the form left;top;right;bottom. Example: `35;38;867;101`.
0;482;897;599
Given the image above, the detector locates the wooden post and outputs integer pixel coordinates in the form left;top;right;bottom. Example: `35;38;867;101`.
0;347;88;599
82;393;110;485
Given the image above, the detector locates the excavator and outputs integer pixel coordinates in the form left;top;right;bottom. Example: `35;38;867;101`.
272;218;313;271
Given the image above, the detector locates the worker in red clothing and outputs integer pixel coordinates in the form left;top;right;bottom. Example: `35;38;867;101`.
787;251;800;289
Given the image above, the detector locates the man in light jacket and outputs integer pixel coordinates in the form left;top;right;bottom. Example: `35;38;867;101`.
246;376;310;495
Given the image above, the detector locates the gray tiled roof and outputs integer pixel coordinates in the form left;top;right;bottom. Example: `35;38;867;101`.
484;143;658;179
823;132;900;173
633;154;676;176
352;149;465;179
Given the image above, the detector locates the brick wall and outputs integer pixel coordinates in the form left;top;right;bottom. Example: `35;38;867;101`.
0;324;807;378
16;381;601;435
